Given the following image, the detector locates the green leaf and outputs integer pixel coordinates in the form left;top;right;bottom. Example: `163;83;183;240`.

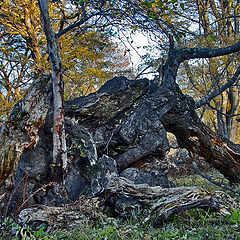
147;11;156;19
176;32;186;39
157;0;164;7
180;3;184;9
143;0;152;8
206;35;216;42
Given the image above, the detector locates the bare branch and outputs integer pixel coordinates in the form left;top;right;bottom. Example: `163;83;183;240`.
206;53;237;94
181;40;240;61
195;66;240;108
56;13;101;38
207;103;240;117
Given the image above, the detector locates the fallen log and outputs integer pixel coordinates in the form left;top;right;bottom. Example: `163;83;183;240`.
17;177;237;230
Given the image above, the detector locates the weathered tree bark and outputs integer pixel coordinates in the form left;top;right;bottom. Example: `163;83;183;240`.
17;177;237;230
15;141;237;229
161;87;240;183
38;0;67;181
18;196;105;232
65;76;240;183
0;74;239;224
63;39;240;182
0;74;51;187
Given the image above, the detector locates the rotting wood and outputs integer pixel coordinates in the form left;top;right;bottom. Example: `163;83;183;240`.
0;74;51;187
17;178;237;230
65;77;240;183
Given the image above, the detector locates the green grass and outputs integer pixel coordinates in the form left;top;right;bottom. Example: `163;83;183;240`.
171;171;227;187
1;207;240;240
1;172;240;240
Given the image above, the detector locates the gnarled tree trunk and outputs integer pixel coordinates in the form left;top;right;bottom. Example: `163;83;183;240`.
0;40;240;223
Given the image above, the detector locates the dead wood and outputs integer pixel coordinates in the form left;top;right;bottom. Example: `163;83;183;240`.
17;177;237;230
152;198;219;227
18;196;104;232
161;87;240;183
66;78;240;183
104;177;237;226
0;74;51;187
0;74;238;227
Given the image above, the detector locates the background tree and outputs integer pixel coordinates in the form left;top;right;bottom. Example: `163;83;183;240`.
0;36;32;119
0;0;133;116
177;0;240;142
60;31;132;99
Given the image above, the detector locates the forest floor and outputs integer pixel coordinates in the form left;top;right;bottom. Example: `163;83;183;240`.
1;169;240;240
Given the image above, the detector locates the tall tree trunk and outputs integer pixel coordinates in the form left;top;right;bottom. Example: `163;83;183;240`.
226;86;239;141
38;0;67;181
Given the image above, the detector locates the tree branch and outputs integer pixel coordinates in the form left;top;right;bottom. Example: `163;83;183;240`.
195;66;240;108
206;53;237;94
207;103;240;117
181;40;240;61
56;13;101;38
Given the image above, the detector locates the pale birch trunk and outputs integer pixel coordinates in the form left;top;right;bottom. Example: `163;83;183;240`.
38;0;67;181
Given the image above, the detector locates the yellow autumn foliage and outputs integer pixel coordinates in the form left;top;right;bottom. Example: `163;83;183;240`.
0;0;132;116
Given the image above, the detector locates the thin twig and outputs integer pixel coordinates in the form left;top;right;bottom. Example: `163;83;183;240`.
195;65;240;108
134;65;153;80
4;174;29;217
207;103;240;117
17;182;57;212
